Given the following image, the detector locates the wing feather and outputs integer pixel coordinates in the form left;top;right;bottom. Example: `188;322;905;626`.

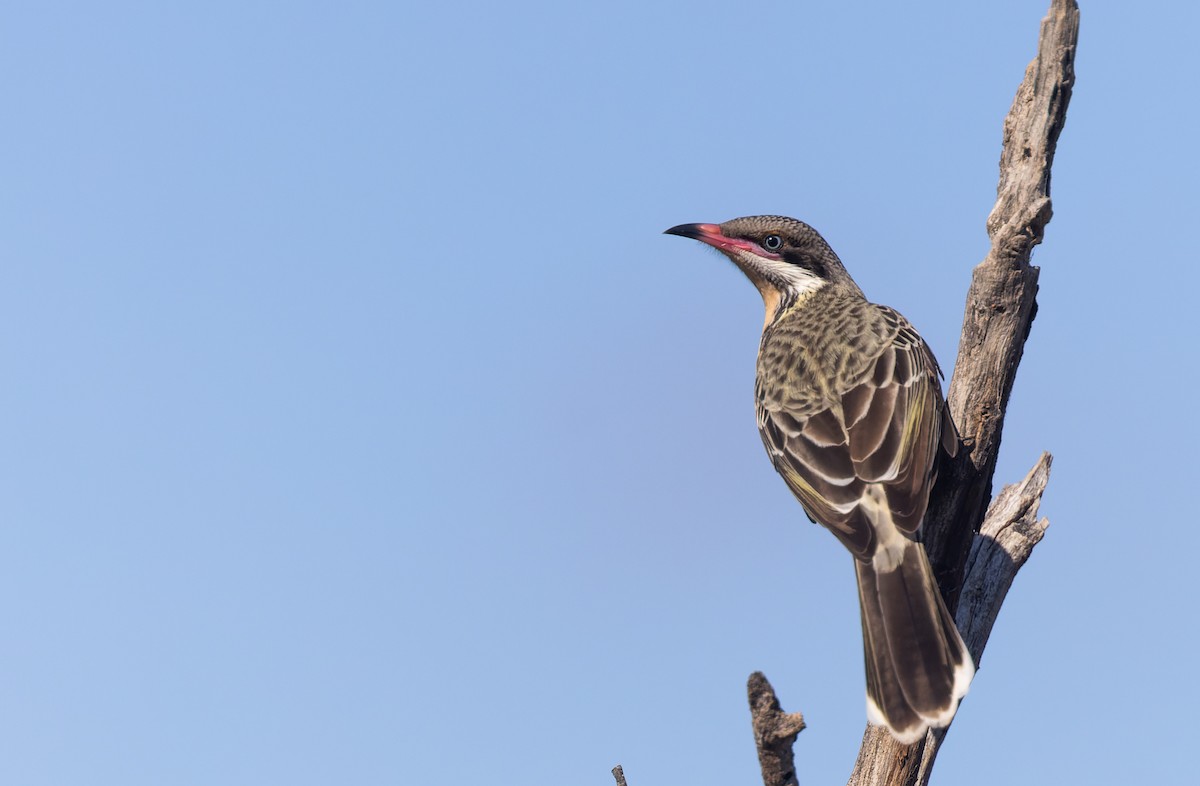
849;384;899;464
758;306;955;555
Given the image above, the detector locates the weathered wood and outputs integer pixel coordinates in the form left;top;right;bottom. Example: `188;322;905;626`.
843;1;1076;783
956;453;1052;661
743;2;1078;785
748;672;807;786
923;0;1078;600
842;2;1076;783
914;453;1052;785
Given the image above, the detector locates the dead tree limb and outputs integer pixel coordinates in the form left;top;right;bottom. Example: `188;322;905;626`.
848;454;1053;785
923;0;1078;602
748;672;807;786
747;2;1078;784
956;452;1052;661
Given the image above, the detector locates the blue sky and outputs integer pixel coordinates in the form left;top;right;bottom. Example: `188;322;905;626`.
2;1;1196;783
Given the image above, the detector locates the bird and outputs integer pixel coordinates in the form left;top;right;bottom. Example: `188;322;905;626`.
664;215;974;743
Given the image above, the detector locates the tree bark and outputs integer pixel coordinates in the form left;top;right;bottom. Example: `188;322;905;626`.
746;2;1079;785
748;672;807;786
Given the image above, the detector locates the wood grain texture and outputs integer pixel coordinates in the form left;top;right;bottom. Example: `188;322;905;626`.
845;1;1076;782
748;672;807;786
746;2;1078;785
922;0;1078;599
842;2;1076;783
956;452;1052;661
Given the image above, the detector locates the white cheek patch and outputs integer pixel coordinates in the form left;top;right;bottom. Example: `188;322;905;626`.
742;252;827;299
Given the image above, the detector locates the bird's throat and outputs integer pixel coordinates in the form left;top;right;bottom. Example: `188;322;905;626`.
757;283;782;332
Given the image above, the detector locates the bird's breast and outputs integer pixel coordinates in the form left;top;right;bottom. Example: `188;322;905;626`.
756;293;885;415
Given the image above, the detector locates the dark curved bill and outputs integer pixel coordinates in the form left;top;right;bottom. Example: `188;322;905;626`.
663;222;719;240
663;222;756;253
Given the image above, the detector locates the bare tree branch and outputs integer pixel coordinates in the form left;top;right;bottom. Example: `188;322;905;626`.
611;764;628;786
844;1;1076;783
956;452;1052;661
842;2;1077;783
736;2;1078;785
748;672;807;786
913;453;1053;785
922;0;1078;598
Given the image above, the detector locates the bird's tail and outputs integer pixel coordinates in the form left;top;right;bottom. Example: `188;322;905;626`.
855;540;975;744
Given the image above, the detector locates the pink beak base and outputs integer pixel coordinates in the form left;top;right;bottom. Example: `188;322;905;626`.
663;222;758;254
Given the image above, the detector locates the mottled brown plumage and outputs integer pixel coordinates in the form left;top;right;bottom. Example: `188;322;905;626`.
665;215;973;743
757;289;956;554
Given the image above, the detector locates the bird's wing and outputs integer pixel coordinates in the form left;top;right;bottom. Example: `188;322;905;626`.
758;308;953;558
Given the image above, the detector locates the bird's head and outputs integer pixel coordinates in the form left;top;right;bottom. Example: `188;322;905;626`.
664;215;857;317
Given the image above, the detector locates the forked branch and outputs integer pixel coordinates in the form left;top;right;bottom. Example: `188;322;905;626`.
746;2;1078;785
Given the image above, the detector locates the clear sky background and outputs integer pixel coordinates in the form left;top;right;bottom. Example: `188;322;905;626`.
1;1;1195;783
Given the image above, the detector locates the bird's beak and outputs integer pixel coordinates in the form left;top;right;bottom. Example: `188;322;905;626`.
665;221;782;324
664;223;757;254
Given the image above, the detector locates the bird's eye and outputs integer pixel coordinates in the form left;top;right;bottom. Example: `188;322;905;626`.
763;234;783;251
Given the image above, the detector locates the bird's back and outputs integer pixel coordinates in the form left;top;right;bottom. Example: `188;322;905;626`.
755;284;893;419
